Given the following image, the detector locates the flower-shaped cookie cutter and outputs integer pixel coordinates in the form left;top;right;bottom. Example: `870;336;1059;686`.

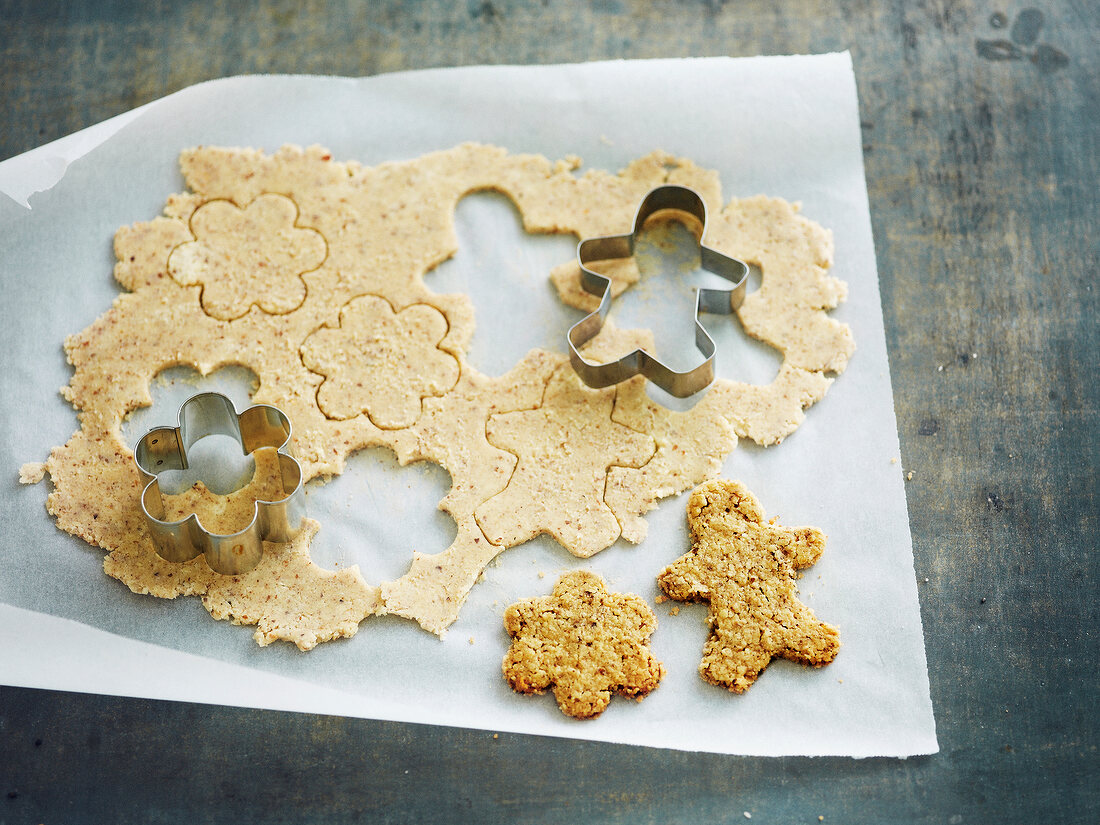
567;185;749;398
134;392;305;575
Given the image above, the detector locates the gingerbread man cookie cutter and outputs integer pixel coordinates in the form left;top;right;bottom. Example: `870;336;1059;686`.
134;392;305;575
567;185;749;398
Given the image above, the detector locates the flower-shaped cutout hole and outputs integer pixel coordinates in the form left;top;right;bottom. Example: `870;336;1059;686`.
168;193;327;320
300;295;461;428
302;446;456;581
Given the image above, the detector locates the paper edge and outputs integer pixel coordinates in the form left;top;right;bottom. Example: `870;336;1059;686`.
1;53;938;758
0;601;937;758
837;53;939;751
0;53;855;209
0;602;376;717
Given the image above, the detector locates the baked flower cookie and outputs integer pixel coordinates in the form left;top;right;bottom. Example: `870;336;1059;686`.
503;570;664;718
658;479;840;692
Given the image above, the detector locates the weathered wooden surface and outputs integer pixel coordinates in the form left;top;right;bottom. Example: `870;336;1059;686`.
1;0;1096;822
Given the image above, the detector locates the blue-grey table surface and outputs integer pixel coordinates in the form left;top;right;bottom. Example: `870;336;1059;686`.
1;1;1096;823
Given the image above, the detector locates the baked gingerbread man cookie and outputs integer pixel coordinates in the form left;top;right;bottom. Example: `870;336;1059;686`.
503;570;664;718
658;479;840;692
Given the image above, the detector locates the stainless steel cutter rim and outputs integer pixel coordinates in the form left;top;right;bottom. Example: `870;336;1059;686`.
134;391;305;575
566;185;749;398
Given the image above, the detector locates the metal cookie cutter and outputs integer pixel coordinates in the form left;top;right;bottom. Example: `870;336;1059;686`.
134;392;305;575
567;185;750;398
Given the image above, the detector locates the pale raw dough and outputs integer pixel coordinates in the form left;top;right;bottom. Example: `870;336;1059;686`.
168;193;327;320
475;360;656;557
19;462;47;484
301;295;460;427
41;143;853;643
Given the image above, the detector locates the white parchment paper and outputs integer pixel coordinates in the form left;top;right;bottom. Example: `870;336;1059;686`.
0;54;937;756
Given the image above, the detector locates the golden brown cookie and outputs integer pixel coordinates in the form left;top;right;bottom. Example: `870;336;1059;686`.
657;479;840;692
503;570;664;718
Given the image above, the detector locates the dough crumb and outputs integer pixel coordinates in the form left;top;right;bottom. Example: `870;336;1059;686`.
19;462;46;484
